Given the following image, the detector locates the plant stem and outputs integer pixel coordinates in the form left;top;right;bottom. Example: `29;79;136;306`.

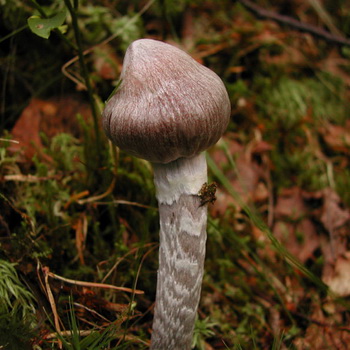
63;0;101;156
0;24;28;44
151;154;208;349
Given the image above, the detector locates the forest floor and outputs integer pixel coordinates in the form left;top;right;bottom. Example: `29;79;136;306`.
0;0;350;349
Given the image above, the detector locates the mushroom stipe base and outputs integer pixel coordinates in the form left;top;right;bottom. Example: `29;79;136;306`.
150;193;207;350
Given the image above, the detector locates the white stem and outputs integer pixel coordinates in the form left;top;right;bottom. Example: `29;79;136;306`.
150;153;208;350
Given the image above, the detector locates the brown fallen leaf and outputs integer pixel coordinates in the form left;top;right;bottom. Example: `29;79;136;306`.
274;187;307;221
316;48;350;87
210;135;266;217
210;187;236;218
320;187;350;233
320;224;348;263
273;188;321;263
232;155;263;200
323;251;350;297
9;98;44;161
273;219;319;263
9;96;91;162
210;134;244;166
253;181;269;202
295;219;320;263
319;121;350;154
294;294;350;350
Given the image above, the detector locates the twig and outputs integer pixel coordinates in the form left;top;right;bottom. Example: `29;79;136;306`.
76;177;116;204
47;270;144;294
45;329;149;345
64;190;90;209
73;302;110;323
43;267;63;349
101;243;157;283
237;0;350;47
61;57;87;89
0;138;19;144
3;174;63;182
0;24;28;44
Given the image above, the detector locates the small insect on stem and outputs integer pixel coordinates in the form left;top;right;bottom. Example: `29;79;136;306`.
198;182;218;207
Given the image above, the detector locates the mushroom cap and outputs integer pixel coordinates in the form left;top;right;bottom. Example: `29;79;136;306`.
102;39;231;164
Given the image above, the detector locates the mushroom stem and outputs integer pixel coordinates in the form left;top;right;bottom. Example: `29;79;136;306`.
150;153;208;349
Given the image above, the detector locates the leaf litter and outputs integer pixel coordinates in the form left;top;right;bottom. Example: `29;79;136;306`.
1;0;350;348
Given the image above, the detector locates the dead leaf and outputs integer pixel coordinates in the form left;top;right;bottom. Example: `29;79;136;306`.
319;122;350;154
273;188;321;262
9;96;91;162
210;188;236;218
323;251;350;297
210;134;271;218
273;219;319;263
209;153;263;216
316;48;350;87
295;307;350;349
253;181;269;202
211;135;244;166
274;187;306;221
320;188;350;233
9;99;45;161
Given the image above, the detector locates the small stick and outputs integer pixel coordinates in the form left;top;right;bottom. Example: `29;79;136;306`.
237;0;350;47
47;271;144;294
0;138;19;143
43;267;63;349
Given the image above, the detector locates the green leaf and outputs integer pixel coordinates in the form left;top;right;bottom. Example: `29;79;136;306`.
27;11;66;39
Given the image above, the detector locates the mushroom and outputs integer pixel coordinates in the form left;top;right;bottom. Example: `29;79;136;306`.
102;39;230;349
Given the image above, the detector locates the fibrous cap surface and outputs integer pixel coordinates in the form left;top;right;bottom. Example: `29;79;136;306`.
103;38;231;164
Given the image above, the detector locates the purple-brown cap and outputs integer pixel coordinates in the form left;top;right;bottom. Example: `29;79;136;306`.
102;39;231;164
